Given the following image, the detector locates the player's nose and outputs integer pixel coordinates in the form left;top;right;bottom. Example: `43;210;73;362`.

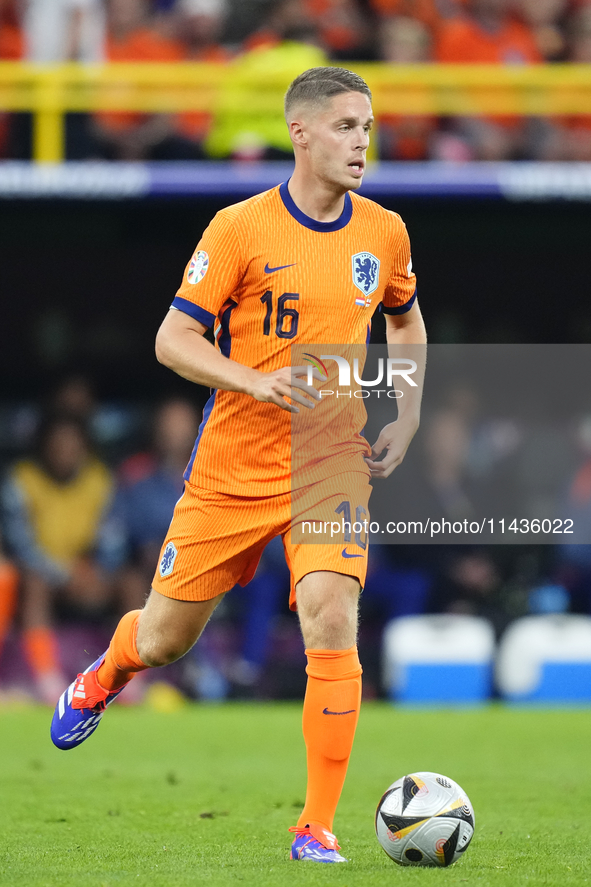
355;127;369;150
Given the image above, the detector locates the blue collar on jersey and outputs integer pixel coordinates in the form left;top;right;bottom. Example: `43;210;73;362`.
279;180;352;232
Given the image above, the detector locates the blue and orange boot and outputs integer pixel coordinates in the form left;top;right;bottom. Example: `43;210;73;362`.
289;824;347;863
50;655;125;750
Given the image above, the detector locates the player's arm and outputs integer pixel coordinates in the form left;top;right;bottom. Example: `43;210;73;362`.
365;299;427;479
155;307;321;413
385;297;427;347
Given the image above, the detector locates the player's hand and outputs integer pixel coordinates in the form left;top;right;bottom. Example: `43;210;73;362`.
365;419;419;479
248;365;326;413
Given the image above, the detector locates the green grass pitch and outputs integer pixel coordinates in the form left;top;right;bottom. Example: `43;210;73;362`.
0;701;590;886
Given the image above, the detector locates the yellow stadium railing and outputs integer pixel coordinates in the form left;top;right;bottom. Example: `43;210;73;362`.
0;61;590;163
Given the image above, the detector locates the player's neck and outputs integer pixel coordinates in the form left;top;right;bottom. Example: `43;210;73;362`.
287;173;347;223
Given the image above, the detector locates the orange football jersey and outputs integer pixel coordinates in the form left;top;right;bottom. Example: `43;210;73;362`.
171;181;416;496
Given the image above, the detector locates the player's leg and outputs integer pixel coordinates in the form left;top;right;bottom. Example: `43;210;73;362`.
296;569;360;649
51;483;276;750
99;588;224;687
285;472;370;862
50;589;225;750
289;570;362;863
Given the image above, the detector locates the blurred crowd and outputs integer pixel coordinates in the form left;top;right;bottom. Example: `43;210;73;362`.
1;0;591;161
1;374;590;704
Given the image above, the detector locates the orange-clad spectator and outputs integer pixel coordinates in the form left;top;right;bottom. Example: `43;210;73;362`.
302;0;373;58
370;0;458;32
246;0;372;60
435;0;542;160
93;0;198;160
105;0;183;62
518;0;569;61
174;0;233;152
436;0;541;66
244;0;322;53
378;16;438;159
0;0;23;58
380;13;433;61
0;0;24;158
178;0;229;58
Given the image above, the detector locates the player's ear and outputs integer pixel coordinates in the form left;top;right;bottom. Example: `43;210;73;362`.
289;118;308;148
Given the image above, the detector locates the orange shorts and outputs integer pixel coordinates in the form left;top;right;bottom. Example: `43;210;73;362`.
152;473;371;610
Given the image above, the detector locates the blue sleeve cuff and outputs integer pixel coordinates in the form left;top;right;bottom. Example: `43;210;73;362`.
171;296;216;328
382;289;417;316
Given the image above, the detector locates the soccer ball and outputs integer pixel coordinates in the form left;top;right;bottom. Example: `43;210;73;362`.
375;771;474;867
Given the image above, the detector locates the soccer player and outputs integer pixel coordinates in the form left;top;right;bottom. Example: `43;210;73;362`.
51;66;427;863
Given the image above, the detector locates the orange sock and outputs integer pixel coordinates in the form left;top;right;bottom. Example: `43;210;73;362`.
297;646;362;834
97;610;148;691
0;561;18;651
23;626;61;678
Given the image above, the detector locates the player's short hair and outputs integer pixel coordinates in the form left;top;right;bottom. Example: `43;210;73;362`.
284;67;372;120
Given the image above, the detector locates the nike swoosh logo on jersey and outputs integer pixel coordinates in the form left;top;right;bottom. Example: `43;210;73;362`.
341;548;363;558
264;262;297;273
323;707;356;715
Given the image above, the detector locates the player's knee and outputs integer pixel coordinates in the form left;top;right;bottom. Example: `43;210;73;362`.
298;574;360;648
136;635;189;668
323;604;352;637
315;603;357;648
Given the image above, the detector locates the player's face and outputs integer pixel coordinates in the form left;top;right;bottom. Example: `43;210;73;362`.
304;91;373;193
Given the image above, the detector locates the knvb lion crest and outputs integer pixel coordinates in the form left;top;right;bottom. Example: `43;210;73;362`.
352;252;380;296
159;541;178;578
